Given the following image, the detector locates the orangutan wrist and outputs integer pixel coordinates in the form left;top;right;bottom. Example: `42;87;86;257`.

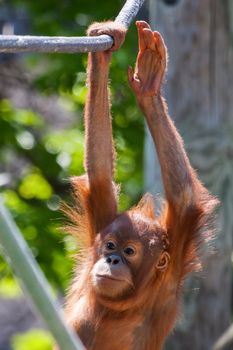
135;93;167;121
90;51;112;67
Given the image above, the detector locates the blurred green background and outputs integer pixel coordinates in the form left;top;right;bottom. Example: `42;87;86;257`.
0;1;145;348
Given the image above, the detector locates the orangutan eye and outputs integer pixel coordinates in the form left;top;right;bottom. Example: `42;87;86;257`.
106;241;116;250
124;246;136;256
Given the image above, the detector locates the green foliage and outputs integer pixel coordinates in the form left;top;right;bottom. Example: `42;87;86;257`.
11;329;53;350
0;277;22;298
0;0;144;293
19;171;53;200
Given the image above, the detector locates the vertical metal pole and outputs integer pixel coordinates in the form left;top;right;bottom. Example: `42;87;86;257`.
0;198;85;350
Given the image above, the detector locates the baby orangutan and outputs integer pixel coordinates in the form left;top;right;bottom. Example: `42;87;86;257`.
63;21;218;350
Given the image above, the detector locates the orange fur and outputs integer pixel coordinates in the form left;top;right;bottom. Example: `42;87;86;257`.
61;21;219;350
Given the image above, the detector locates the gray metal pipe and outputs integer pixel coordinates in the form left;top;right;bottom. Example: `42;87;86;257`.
0;0;145;54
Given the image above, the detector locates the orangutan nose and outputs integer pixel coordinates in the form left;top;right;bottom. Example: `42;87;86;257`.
106;254;122;265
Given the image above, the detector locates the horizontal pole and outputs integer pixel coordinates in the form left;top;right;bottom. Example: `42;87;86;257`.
0;198;85;350
0;34;113;53
0;0;145;54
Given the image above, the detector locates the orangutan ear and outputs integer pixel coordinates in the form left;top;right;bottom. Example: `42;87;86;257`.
136;193;156;220
156;251;170;271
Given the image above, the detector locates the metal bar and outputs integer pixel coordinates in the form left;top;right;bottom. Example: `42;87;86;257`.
0;0;145;54
212;324;233;350
0;35;113;54
115;0;145;27
0;198;85;350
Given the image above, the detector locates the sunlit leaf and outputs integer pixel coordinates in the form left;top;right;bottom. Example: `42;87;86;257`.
0;278;22;298
11;329;53;350
19;172;53;200
3;190;29;214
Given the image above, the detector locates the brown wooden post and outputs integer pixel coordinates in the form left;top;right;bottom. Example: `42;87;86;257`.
145;1;233;349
